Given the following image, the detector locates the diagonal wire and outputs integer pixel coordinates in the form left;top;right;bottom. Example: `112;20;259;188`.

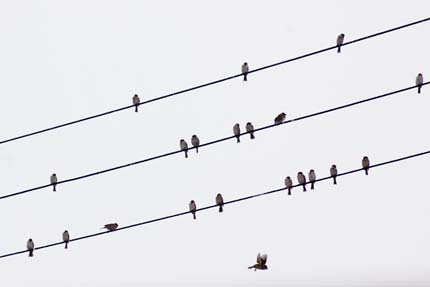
0;82;427;201
1;149;428;259
1;17;429;146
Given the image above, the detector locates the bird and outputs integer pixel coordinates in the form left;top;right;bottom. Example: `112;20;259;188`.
189;200;197;220
101;223;119;231
50;173;58;192
274;112;286;125
246;122;255;139
216;193;224;212
27;239;34;257
297;172;307;192
416;73;424;94
62;230;70;249
233;123;241;143
284;176;293;195
132;94;140;112
308;169;316;190
330;164;338;184
191;135;200;153
362;156;370;175
180;139;189;158
248;253;268;271
336;33;345;53
241;62;249;81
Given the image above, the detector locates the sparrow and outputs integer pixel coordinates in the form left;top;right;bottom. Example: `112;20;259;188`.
233;123;241;143
62;230;70;249
297;172;307;192
241;62;249;81
330;164;338;184
284;176;293;195
189;200;197;220
274;112;286;125
132;94;140;112
191;135;200;153
308;169;316;190
248;253;268;271
50;173;58;192
416;73;424;94
27;238;34;257
362;156;370;175
246;122;255;139
101;223;119;231
337;33;345;53
180;139;189;158
216;193;224;212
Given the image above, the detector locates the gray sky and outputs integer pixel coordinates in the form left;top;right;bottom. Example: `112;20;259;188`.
0;1;430;286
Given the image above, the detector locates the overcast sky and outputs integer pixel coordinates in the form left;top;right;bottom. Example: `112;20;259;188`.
0;1;430;286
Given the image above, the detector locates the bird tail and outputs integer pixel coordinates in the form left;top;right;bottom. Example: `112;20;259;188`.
288;188;291;195
311;182;314;190
236;137;240;143
29;250;33;257
418;86;421;94
333;177;337;185
250;133;255;139
53;185;56;192
193;213;196;220
337;46;341;53
244;74;247;81
303;185;307;192
365;169;368;175
219;205;223;213
196;147;198;154
135;106;138;112
185;151;188;158
65;242;68;249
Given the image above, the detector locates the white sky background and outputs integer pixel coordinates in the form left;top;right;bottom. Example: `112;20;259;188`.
0;0;429;286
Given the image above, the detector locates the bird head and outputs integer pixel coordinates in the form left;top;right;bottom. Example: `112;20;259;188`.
332;164;337;168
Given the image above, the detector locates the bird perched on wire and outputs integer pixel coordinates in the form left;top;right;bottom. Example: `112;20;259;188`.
362;156;370;175
180;139;189;158
62;230;70;249
189;200;197;219
216;193;224;212
248;253;268;271
416;73;424;94
336;33;345;53
101;223;119;231
297;172;307;192
50;173;58;192
233;123;241;143
330;164;338;184
308;169;316;190
246;122;255;139
274;113;286;125
284;176;293;195
191;135;200;153
27;239;34;257
132;94;140;112
241;62;249;81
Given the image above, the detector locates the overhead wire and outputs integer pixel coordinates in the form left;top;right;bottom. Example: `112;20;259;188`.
0;17;428;146
0;82;427;201
1;149;428;259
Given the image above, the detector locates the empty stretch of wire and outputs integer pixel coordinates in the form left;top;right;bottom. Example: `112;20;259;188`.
1;17;428;146
1;149;428;259
0;82;427;201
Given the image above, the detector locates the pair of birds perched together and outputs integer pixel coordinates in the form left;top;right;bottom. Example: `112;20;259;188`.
26;224;119;257
284;156;370;194
179;135;200;158
189;193;224;219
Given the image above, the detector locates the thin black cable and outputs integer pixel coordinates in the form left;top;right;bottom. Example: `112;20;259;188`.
0;82;427;201
1;149;428;259
1;17;428;146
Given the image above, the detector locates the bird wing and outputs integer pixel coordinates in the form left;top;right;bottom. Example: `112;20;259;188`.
260;254;267;265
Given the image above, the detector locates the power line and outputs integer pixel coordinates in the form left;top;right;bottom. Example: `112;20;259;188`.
0;82;427;201
1;149;428;259
1;17;428;146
